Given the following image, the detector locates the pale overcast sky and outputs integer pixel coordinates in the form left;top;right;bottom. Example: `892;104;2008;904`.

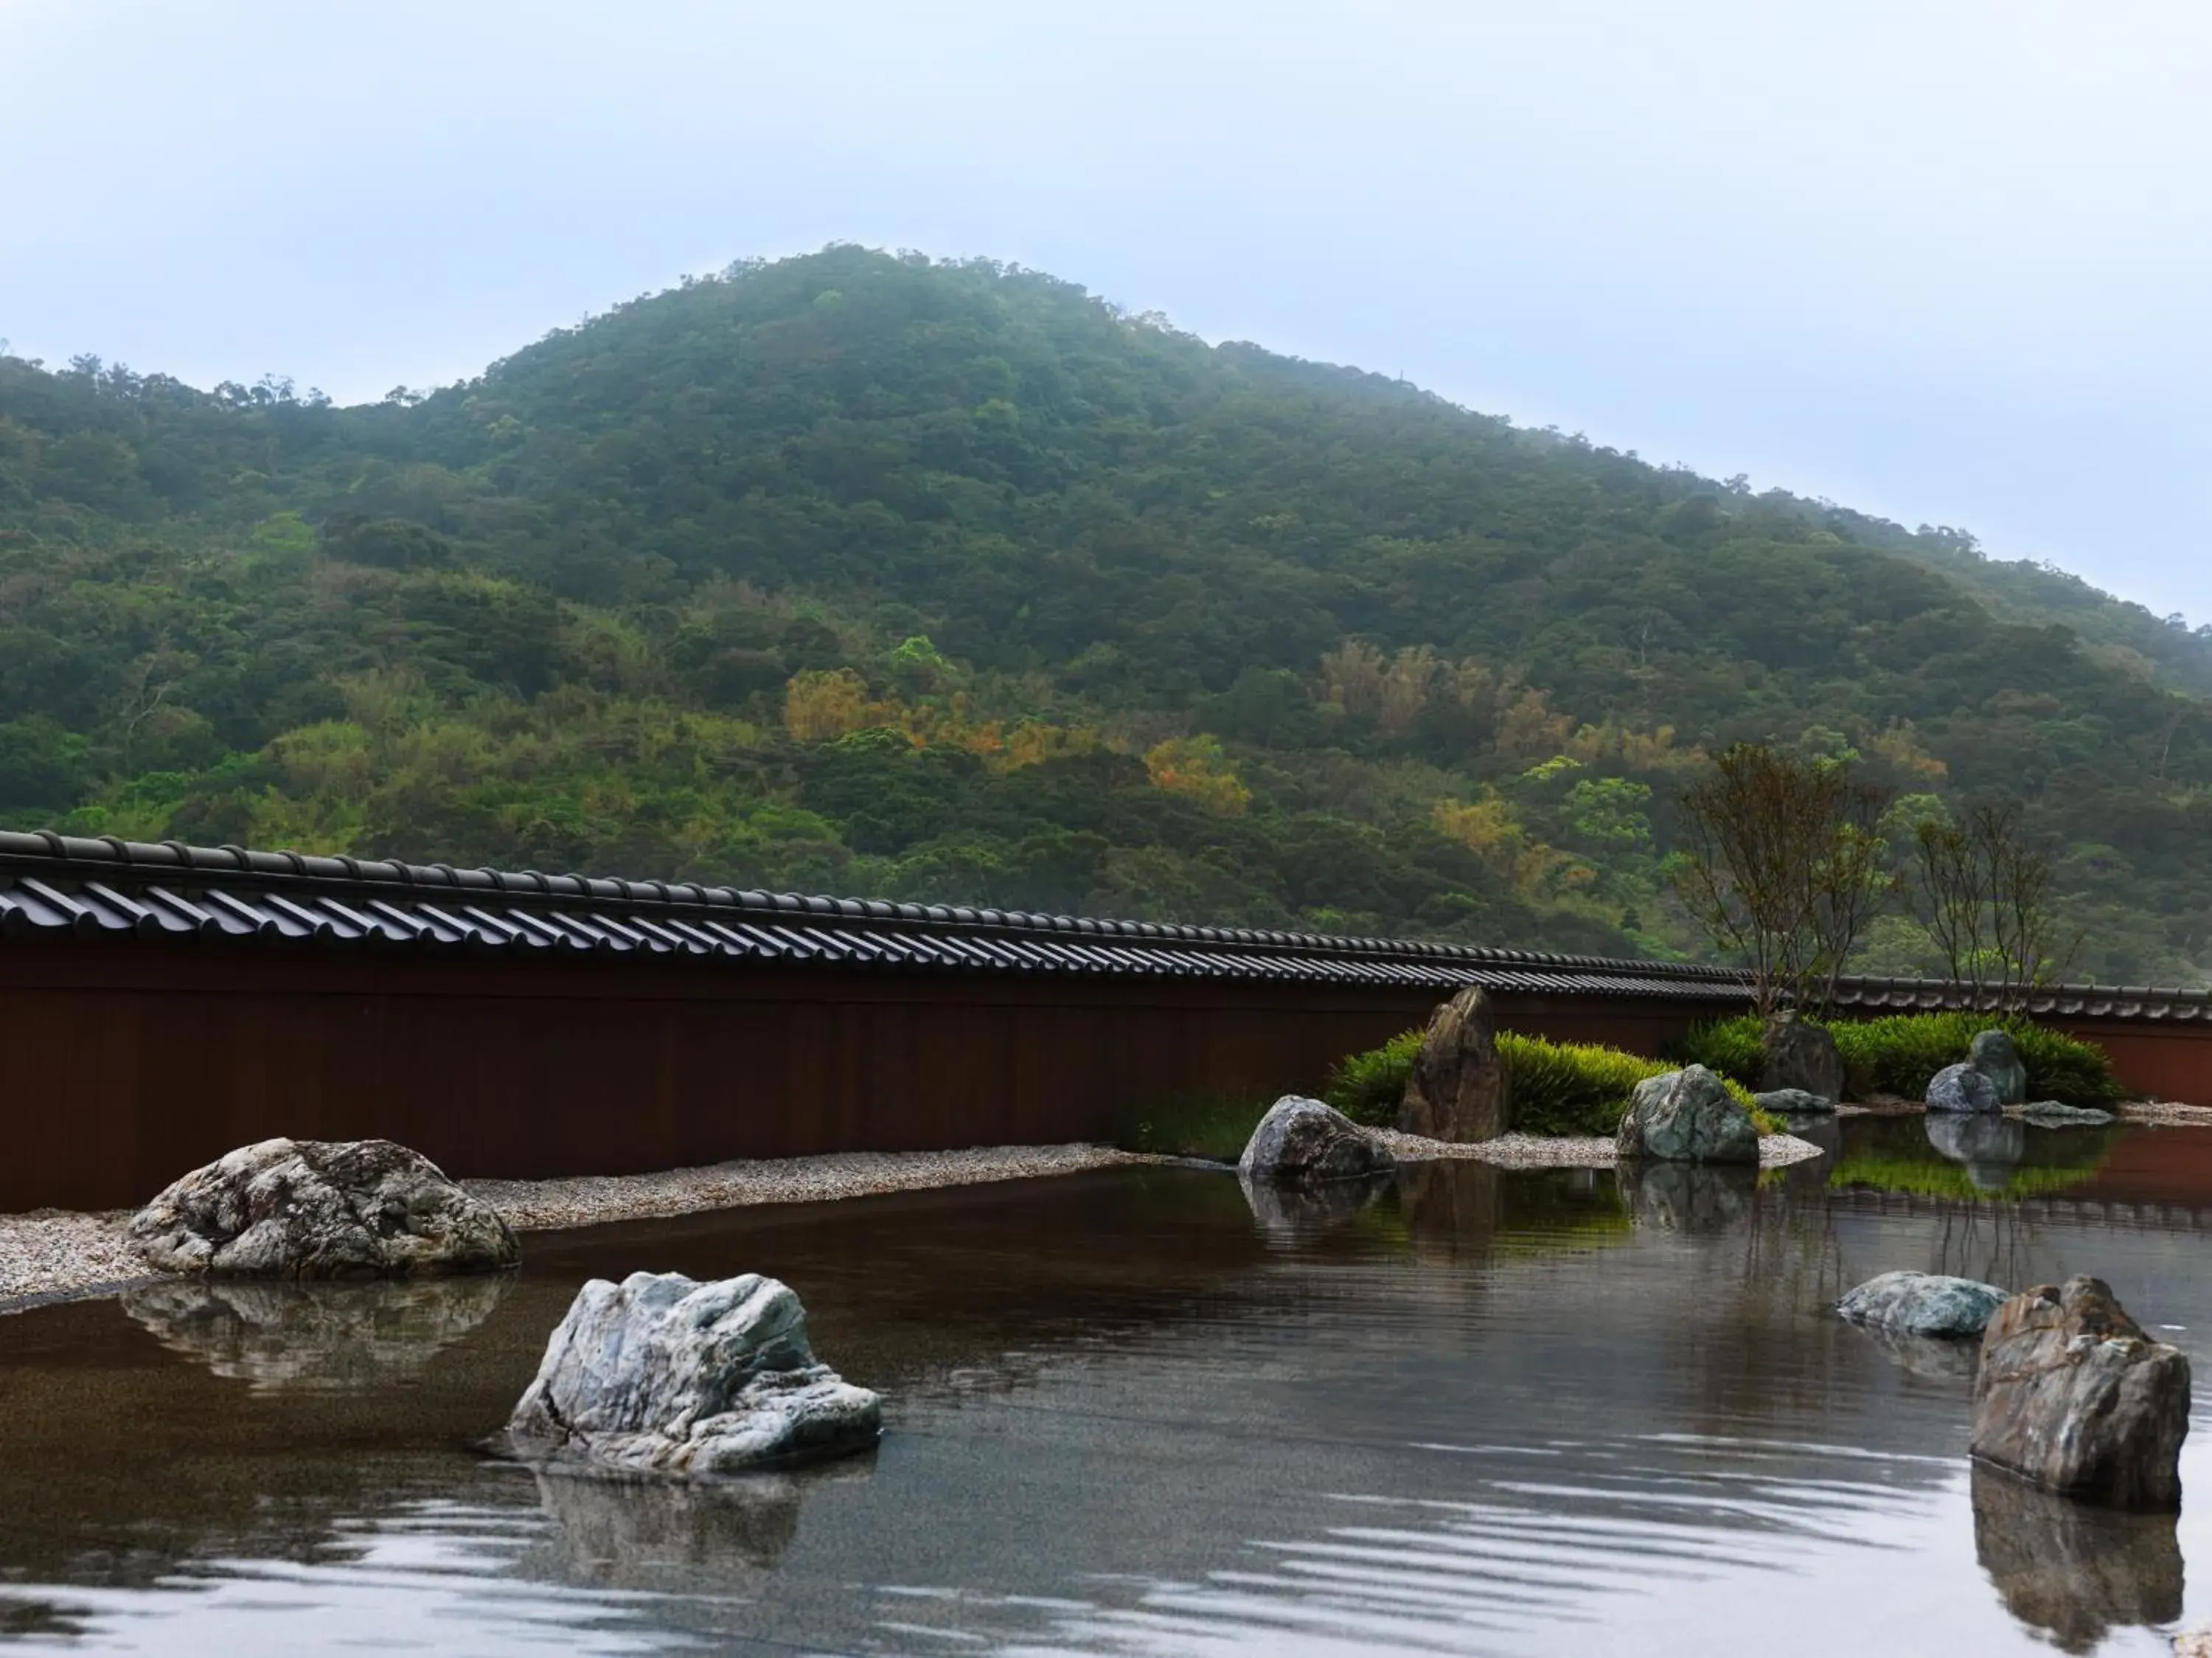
2;1;2206;620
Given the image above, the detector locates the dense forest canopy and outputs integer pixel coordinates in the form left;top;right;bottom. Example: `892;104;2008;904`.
1;246;2207;982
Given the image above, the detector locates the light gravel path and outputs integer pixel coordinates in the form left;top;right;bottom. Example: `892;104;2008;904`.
465;1142;1156;1232
2121;1101;2212;1127
1385;1128;1827;1170
0;1211;145;1308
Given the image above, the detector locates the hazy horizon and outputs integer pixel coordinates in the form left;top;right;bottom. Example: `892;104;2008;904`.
3;0;2205;622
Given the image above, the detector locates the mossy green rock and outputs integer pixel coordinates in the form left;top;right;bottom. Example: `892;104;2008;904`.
1615;1066;1759;1165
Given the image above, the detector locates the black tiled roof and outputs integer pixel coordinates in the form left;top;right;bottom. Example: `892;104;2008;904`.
0;830;2198;1021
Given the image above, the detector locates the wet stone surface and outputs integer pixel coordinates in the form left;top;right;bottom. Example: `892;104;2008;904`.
1;1113;2211;1655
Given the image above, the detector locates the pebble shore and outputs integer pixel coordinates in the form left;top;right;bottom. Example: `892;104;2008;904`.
465;1142;1155;1232
1385;1128;1827;1170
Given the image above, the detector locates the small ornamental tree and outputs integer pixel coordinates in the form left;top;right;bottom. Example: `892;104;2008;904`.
1672;743;1894;1018
1912;801;2075;1010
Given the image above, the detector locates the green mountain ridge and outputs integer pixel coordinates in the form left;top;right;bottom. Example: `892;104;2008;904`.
1;246;2206;982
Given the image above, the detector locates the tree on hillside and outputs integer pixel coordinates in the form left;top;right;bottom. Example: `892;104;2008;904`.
1672;744;1894;1017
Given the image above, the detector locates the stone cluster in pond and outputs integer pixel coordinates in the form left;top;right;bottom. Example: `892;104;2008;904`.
1237;1097;1395;1185
1838;1270;2008;1339
129;1138;518;1279
507;1271;881;1475
1972;1275;2191;1511
1615;1065;1759;1165
1927;1061;2002;1114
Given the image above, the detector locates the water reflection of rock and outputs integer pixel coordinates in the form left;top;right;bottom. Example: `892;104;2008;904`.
121;1274;512;1392
1844;1321;1981;1383
1238;1171;1394;1238
1972;1463;2183;1652
1616;1161;1757;1232
524;1457;872;1595
1925;1114;2026;1191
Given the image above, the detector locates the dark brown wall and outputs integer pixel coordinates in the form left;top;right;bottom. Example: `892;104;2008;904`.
9;938;2197;1216
0;940;1740;1213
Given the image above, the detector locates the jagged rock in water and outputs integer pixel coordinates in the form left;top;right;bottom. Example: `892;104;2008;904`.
1754;1087;1834;1116
1972;1463;2181;1650
1926;1112;2027;1190
1761;1011;1844;1101
1398;985;1507;1143
122;1274;510;1391
1837;1270;2008;1338
2022;1100;2116;1127
507;1272;882;1475
1237;1097;1395;1185
1615;1159;1756;1231
1615;1066;1759;1165
1972;1276;2191;1510
1927;1061;2002;1114
1970;1029;2030;1106
129;1138;518;1279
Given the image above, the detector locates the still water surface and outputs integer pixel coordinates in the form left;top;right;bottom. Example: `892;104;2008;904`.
1;1116;2210;1655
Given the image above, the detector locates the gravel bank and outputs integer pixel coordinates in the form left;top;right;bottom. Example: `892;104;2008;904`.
466;1142;1156;1232
1382;1128;1827;1170
2121;1101;2212;1127
0;1211;145;1308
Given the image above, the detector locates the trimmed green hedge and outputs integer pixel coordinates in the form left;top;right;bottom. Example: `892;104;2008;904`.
1677;1012;2123;1106
1326;1030;1773;1137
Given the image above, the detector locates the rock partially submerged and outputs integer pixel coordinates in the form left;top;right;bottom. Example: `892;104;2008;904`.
1615;1066;1759;1165
1927;1061;2002;1114
2021;1100;2116;1127
1755;1087;1834;1116
1837;1270;2008;1338
1398;986;1507;1143
507;1272;881;1475
130;1138;518;1279
1972;1276;2190;1510
1237;1097;1395;1185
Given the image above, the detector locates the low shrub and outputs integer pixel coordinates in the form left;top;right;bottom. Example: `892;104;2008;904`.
1325;1028;1772;1139
1112;1091;1274;1162
1677;1011;2123;1106
1324;1030;1422;1126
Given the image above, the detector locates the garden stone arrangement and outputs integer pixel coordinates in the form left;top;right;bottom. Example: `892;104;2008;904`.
1615;1066;1759;1165
1837;1271;2009;1339
1398;985;1506;1142
506;1271;882;1475
1972;1276;2191;1510
1239;1097;1396;1184
1927;1061;2002;1114
129;1138;520;1279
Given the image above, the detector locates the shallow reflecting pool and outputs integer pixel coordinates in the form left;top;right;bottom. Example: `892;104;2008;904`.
4;1116;2212;1654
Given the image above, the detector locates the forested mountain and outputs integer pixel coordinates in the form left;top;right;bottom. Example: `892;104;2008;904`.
1;246;2207;982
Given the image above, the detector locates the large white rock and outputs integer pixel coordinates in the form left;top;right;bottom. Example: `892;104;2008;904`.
129;1137;518;1279
507;1272;881;1475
